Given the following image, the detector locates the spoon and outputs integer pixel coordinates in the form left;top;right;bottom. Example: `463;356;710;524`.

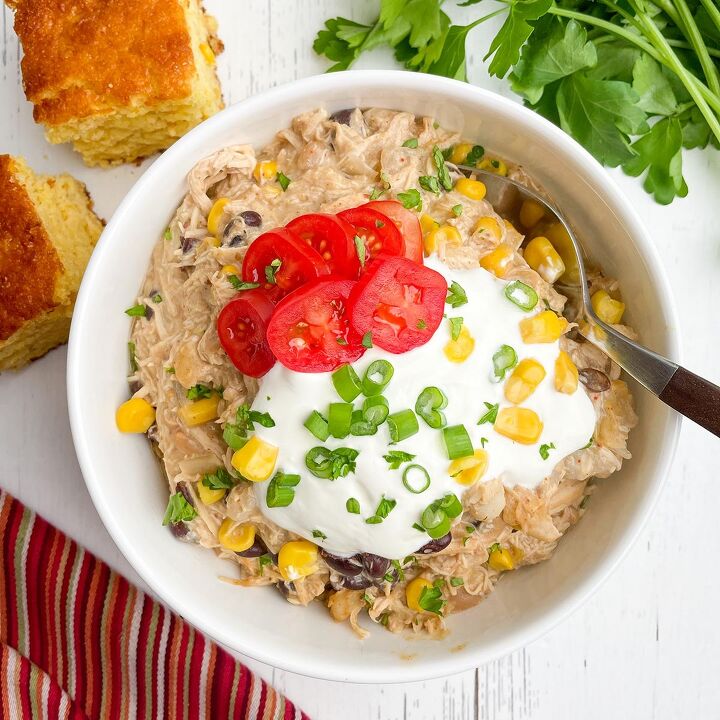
457;164;720;438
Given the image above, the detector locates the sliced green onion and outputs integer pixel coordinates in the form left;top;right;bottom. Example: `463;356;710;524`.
331;364;362;402
362;396;389;425
412;522;426;533
442;424;474;459
328;402;352;439
362;360;394;396
350;410;378;436
492;344;518;380
387;409;419;443
402;464;431;494
223;424;247;451
439;493;462;518
303;410;329;441
420;505;451;539
266;472;300;508
415;386;448;429
305;447;334;479
504;280;538;312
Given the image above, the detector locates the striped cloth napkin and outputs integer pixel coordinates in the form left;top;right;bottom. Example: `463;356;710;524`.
0;490;308;720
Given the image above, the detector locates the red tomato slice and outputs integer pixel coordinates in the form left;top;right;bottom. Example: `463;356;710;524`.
348;256;447;354
217;289;276;378
242;228;330;301
267;277;365;372
365;200;423;264
286;213;359;277
338;206;404;265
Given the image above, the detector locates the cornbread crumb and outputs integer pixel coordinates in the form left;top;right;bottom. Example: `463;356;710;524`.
0;156;103;370
6;0;224;167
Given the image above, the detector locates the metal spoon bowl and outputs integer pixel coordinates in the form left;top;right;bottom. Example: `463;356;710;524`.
457;164;720;438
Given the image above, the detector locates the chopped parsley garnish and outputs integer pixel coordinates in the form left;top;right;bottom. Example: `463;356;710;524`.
125;304;147;317
162;492;197;526
346;497;361;514
225;404;276;447
369;187;385;200
416;319;427;330
361;332;373;349
305;446;359;480
465;145;485;166
353;235;366;267
419;175;440;195
163;228;172;241
375;219;385;228
276;171;291;191
202;467;234;490
151;293;163;303
480;437;488;448
258;553;273;575
336;337;348;346
362;592;374;606
228;275;259;291
477;402;499;425
397;188;422;211
582;436;594;449
127;341;137;373
488;542;501;555
446;281;468;308
366;496;396;524
186;383;215;400
165;366;175;374
383;450;416;470
450;577;464;587
432;145;452;191
264;259;282;284
539;442;556;460
451;204;463;217
449;316;463;341
418;584;445;615
402;138;419;148
312;529;327;540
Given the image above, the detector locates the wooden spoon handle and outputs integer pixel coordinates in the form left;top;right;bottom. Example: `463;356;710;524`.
659;366;720;437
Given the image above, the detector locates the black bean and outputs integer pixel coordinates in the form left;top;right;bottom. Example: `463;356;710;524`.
176;481;195;508
337;574;373;590
361;553;391;579
181;236;198;253
275;580;295;598
222;218;249;248
236;535;269;558
240;210;262;228
578;368;611;392
128;380;142;394
169;522;188;539
329;108;355;125
319;548;363;577
144;306;154;321
417;533;452;554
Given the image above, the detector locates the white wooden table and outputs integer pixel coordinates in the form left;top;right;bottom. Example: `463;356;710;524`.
2;2;720;718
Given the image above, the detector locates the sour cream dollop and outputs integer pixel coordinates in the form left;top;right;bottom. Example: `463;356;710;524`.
251;259;595;558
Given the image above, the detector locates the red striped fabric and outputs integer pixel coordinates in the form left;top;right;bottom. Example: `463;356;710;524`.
0;490;309;720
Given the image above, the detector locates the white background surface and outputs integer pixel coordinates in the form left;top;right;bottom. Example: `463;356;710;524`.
2;1;719;718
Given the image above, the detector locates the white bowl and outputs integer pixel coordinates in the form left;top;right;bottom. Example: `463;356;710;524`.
68;70;681;683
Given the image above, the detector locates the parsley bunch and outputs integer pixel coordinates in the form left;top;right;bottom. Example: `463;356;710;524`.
315;0;720;204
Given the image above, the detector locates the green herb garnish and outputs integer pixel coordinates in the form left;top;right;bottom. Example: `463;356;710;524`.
451;204;463;217
312;529;328;540
383;450;416;469
361;331;373;348
162;492;197;525
397;188;422;211
125;304;147;317
128;341;137;373
478;402;499;425
265;259;282;284
432;145;452;190
228;275;260;291
346;497;361;514
305;446;359;479
418;584;445;615
353;235;366;268
449;316;463;341
446;281;468;308
276;171;291;191
419;175;441;195
539;442;556;460
186;384;214;400
202;467;235;490
151;293;162;303
402;138;419;148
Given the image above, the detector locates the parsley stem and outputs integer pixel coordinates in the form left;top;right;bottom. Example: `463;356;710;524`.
665;39;720;61
698;0;720;35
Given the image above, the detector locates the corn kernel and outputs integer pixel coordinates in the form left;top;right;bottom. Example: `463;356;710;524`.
504;358;546;404
221;264;239;275
449;449;489;485
524;236;565;284
218;519;255;553
278;540;318;581
444;325;475;363
178;396;220;427
494;407;544;444
450;143;473;164
197;481;226;505
488;544;515;572
115;397;155;433
253;160;278;183
199;42;216;65
231;435;278;482
207;198;229;236
541;222;580;285
519;199;545;229
519;310;568;343
454;178;487;201
424;224;462;256
420;214;440;235
554;351;579;394
474;216;503;241
406;577;434;612
479;243;513;277
478;157;508;176
591;290;625;325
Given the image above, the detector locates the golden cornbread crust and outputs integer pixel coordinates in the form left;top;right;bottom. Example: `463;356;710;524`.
0;156;103;370
7;0;224;166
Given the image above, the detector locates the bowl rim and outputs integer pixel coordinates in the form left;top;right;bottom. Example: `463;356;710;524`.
68;69;682;683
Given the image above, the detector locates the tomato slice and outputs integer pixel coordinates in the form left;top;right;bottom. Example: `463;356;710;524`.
286;213;359;277
338;206;404;265
365;200;423;264
217;289;276;378
348;256;447;354
267;277;365;372
241;228;330;301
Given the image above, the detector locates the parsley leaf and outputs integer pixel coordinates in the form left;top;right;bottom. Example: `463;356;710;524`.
369;186;386;200
539;442;556;460
265;259;282;284
631;54;678;117
361;331;374;348
419;175;441;194
276;172;291;190
446;281;468;308
353;235;367;267
397;188;422;211
477;402;499;425
383;450;416;469
258;554;273;575
432;145;453;190
346;497;361;514
418;584;445;614
366;495;397;524
162;492;197;526
127;341;138;373
449;316;463;341
202;467;235;490
312;529;328;540
151;293;163;303
228;275;259;291
187;384;216;400
402;137;419;148
125;304;147;317
416;318;427;330
451;204;463;217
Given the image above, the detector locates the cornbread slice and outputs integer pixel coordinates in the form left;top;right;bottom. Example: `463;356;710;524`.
6;0;224;167
0;156;103;371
